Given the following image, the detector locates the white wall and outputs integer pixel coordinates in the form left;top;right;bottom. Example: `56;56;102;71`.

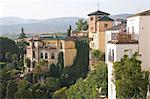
105;30;119;62
106;43;116;99
127;16;140;34
127;15;150;70
106;43;139;99
139;16;150;70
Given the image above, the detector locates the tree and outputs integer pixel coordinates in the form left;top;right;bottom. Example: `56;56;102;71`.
12;54;18;62
66;62;108;98
75;19;88;31
91;49;105;61
66;78;98;99
45;77;61;92
6;80;17;99
0;67;15;98
52;87;67;98
0;37;19;62
31;83;48;98
5;52;12;63
15;80;33;98
113;52;149;98
25;58;30;68
89;62;108;95
48;64;60;78
38;59;48;72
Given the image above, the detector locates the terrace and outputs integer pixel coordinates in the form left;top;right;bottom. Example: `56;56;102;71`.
108;33;139;44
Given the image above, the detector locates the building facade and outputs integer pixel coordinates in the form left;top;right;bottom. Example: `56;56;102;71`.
127;10;150;70
106;10;150;98
88;10;113;52
106;33;139;99
24;34;77;72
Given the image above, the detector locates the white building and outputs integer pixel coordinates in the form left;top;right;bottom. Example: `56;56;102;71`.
106;10;150;99
106;41;138;99
127;10;150;70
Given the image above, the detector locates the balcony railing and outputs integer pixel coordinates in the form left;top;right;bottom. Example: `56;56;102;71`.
110;33;138;43
38;45;57;49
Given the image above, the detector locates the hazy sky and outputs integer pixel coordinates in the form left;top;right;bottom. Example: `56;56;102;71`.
0;0;150;19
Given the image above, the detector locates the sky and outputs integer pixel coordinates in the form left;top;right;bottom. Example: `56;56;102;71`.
0;0;150;19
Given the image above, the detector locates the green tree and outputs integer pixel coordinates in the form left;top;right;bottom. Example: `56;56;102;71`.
52;87;67;98
75;19;88;31
5;52;12;63
66;78;98;99
15;80;33;99
12;54;18;62
6;80;17;99
89;62;108;95
0;67;15;98
25;58;30;68
113;52;149;98
91;49;105;61
45;77;61;92
31;83;48;98
66;62;108;98
0;37;19;62
49;64;60;78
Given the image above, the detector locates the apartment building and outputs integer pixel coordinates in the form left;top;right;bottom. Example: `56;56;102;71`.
106;10;150;99
24;34;77;72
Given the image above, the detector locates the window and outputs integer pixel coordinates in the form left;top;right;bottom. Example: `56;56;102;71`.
27;42;30;46
40;53;43;58
60;43;63;49
32;61;36;68
112;49;114;62
132;26;134;34
24;49;27;54
91;27;93;31
108;49;114;62
90;17;93;21
45;53;48;59
33;51;35;58
51;53;55;59
32;42;35;47
104;24;108;28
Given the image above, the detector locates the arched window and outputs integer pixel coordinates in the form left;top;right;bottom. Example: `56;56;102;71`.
51;53;55;59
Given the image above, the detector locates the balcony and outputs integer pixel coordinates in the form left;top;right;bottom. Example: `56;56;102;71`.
108;33;138;44
38;45;57;49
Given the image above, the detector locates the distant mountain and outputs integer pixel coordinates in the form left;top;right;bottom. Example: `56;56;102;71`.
0;17;40;25
0;14;132;36
110;14;132;20
0;17;80;35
